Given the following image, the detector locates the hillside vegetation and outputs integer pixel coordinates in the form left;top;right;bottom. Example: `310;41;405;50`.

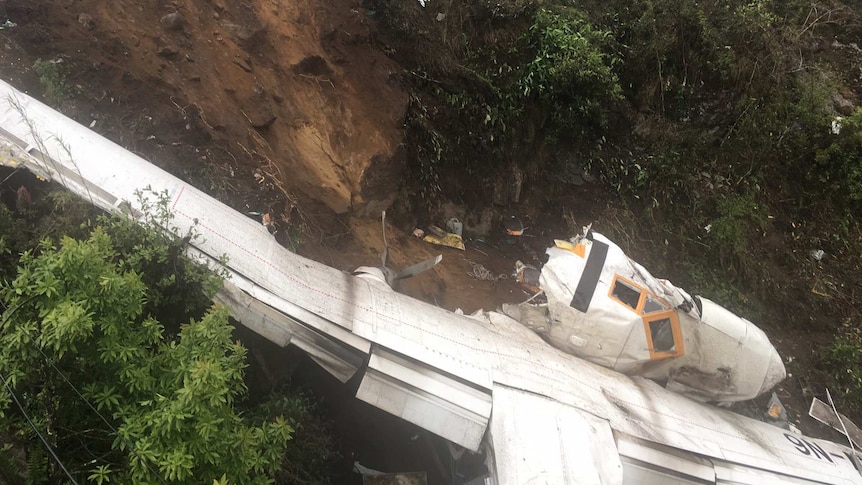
370;0;862;414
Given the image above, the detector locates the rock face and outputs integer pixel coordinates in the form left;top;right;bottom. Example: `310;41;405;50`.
62;0;409;214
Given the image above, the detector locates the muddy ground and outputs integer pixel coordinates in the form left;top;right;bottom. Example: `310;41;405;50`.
0;0;856;479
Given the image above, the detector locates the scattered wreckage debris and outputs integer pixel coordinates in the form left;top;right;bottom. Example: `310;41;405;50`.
446;217;462;237
5;77;862;485
354;211;442;287
465;258;507;283
810;392;862;450
512;260;540;293
377;215;786;403
421;224;465;250
766;391;789;427
504;214;529;236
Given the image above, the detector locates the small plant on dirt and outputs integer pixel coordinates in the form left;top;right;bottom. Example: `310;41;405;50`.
32;59;70;107
707;193;767;254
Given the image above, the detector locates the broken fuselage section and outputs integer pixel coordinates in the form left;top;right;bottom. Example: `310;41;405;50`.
505;230;786;403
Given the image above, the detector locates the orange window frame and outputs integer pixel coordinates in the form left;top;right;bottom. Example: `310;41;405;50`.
609;274;685;360
642;310;685;360
608;274;647;313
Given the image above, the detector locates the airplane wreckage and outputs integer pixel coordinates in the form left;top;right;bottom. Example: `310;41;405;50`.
505;230;786;403
2;79;862;484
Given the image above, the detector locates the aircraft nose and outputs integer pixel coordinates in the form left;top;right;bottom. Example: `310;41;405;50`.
759;346;787;396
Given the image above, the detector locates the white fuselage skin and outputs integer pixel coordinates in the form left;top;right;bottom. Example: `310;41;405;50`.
514;233;786;403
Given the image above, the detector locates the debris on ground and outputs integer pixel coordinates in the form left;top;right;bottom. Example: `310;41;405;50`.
353;462;427;485
423;224;464;250
765;392;789;429
809;394;862;448
513;260;541;293
504;215;528;236
253;168;265;185
446;217;462;236
262;212;276;233
465;258;506;282
809;249;825;261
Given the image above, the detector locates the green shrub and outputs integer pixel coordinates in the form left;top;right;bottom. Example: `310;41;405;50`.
521;7;622;135
707;193;767;253
814;109;862;210
819;329;862;412
32;59;69;106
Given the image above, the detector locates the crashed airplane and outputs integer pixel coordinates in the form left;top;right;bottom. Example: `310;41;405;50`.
504;230;786;403
1;79;861;484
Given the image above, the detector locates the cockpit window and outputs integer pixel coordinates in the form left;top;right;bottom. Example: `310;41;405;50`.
642;295;667;314
611;278;642;311
649;318;675;353
609;274;684;359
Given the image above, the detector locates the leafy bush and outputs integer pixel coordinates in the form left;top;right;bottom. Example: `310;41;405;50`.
0;188;312;483
814;109;862;210
0;227;292;483
707;193;768;253
32;59;69;107
252;391;343;484
819;329;862;413
615;0;799;113
520;7;622;134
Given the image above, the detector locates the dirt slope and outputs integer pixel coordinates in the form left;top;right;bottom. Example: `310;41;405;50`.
12;0;408;214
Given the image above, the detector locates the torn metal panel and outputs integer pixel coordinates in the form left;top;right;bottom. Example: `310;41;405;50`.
356;348;491;451
487;384;623;485
810;398;862;450
215;281;365;382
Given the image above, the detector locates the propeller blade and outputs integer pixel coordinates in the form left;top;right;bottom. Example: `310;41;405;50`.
393;254;443;281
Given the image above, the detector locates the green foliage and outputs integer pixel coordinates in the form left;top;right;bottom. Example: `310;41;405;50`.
707;193;767;253
0;202;25;268
32;59;69;107
26;447;47;485
814;109;862;210
88;465;112;485
614;0;800;113
521;8;622;134
404;94;445;212
819;328;862;413
0;222;289;483
587;152;653;198
0;443;24;485
98;188;226;325
252;391;342;484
